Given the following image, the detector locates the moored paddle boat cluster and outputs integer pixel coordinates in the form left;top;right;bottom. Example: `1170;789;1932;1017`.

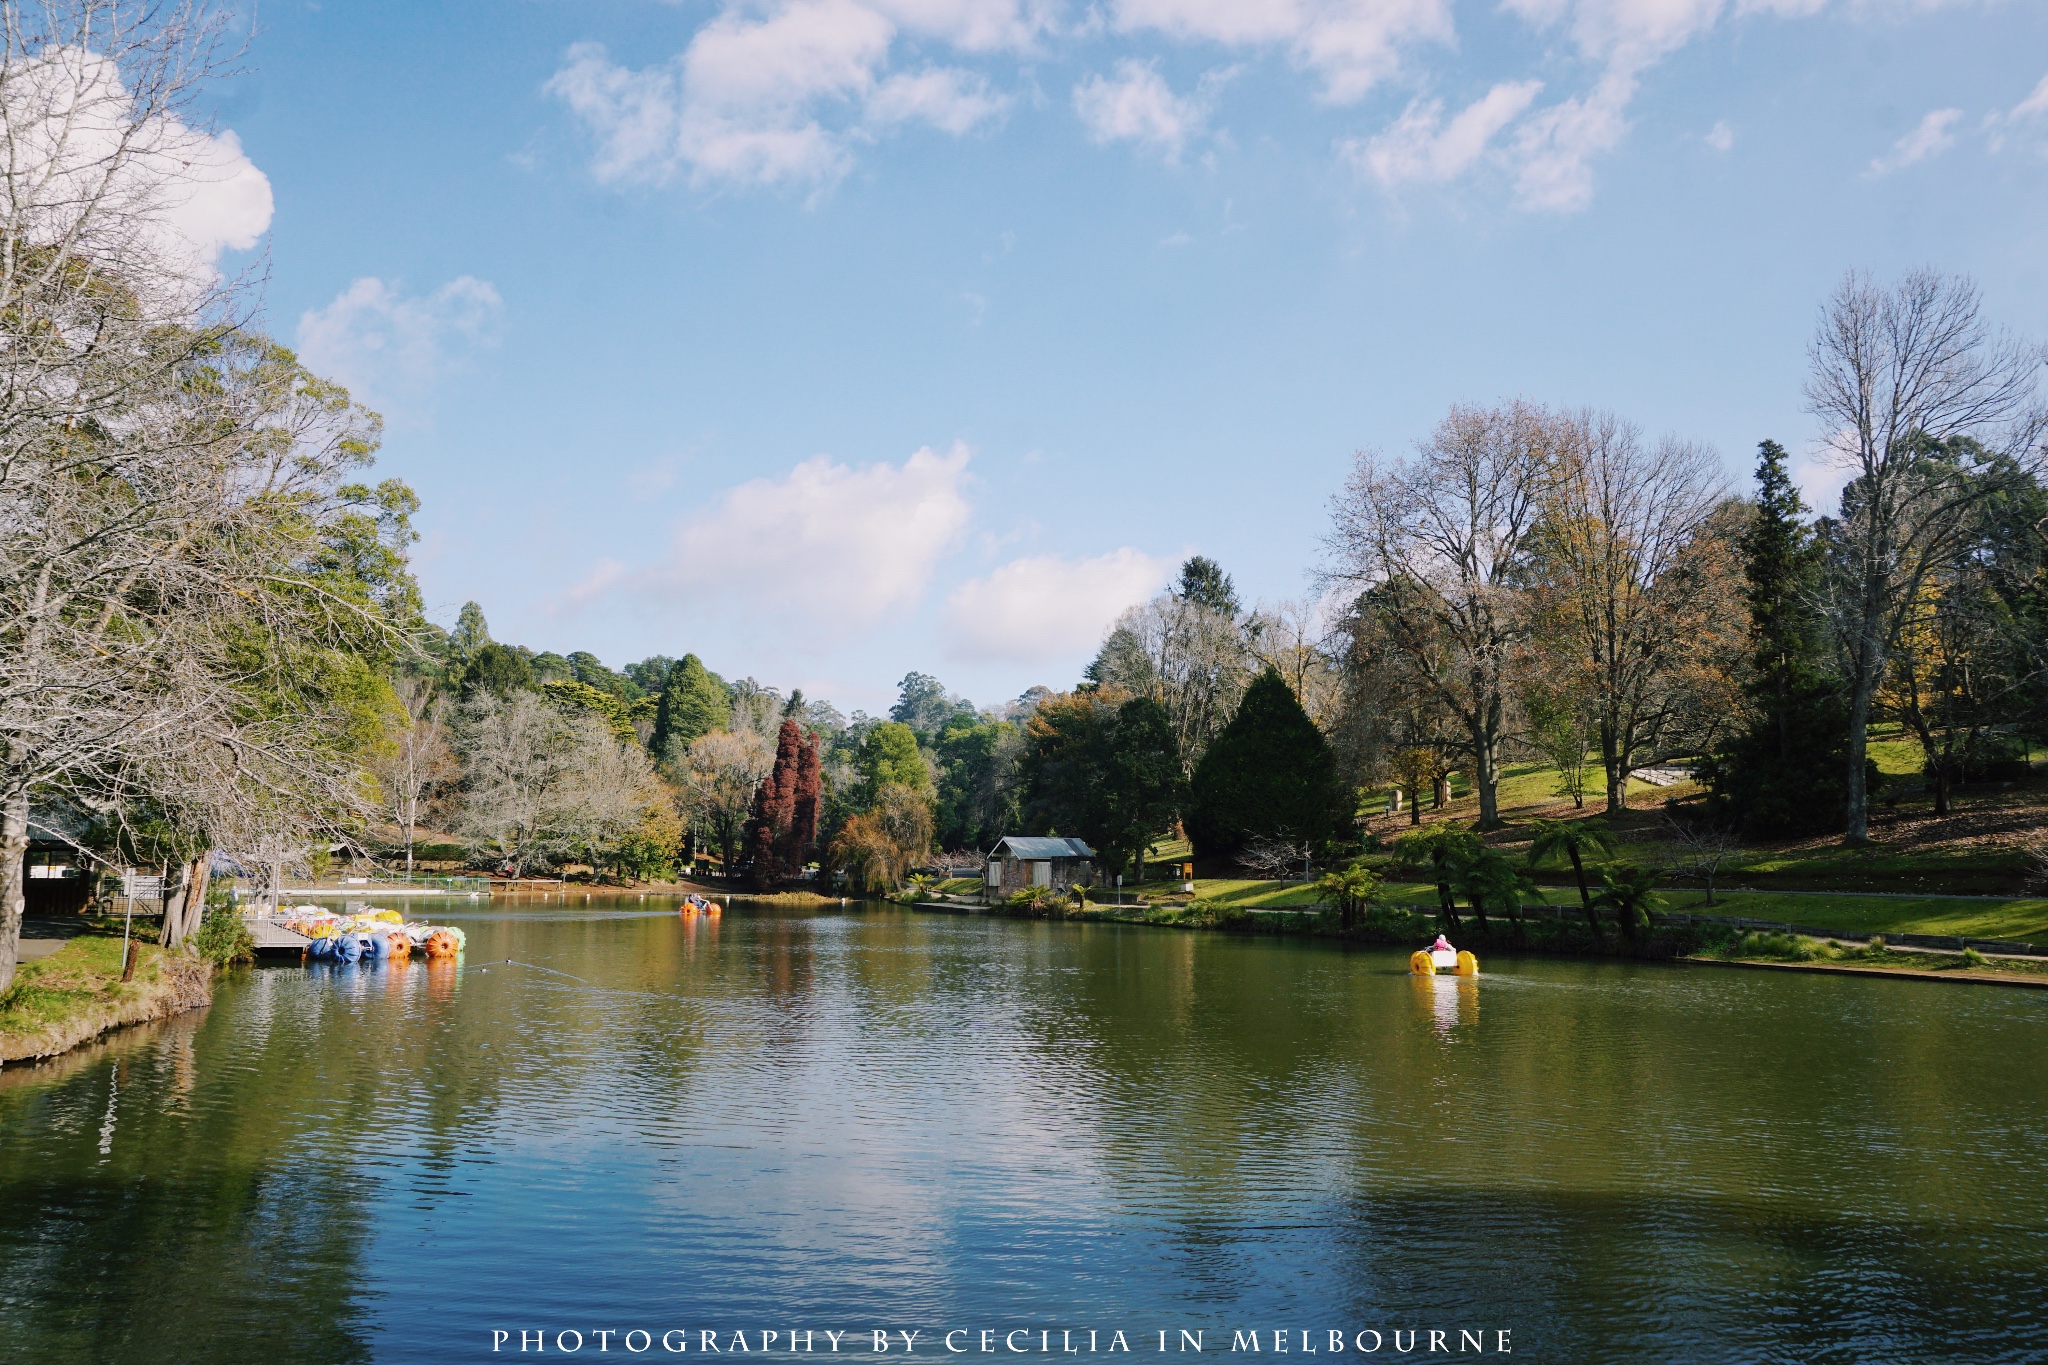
278;906;468;963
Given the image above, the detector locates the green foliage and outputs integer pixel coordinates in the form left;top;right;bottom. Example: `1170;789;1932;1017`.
1187;669;1345;858
1454;846;1543;932
461;642;534;699
1177;898;1249;928
541;677;639;740
449;601;492;670
653;653;730;753
568;651;633;698
1316;862;1383;929
1393;822;1482;931
1705;440;1872;837
933;716;1015;850
1590;863;1664;939
1527;817;1612;929
529;651;574;684
857;722;931;801
607;830;678;883
890;672;975;737
1000;885;1074;918
190;909;255;966
1018;693;1184;877
1174;555;1240;617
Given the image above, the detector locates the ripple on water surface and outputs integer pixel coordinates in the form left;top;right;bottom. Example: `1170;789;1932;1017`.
1;897;2044;1365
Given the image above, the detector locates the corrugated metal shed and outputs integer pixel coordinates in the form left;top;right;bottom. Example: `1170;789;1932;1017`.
992;836;1095;859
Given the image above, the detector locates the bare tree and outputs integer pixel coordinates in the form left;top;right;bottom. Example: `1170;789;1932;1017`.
678;728;774;877
1245;597;1343;728
1092;593;1251;775
373;676;454;874
1525;411;1732;813
1236;835;1312;880
1327;401;1554;829
1664;817;1739;906
0;5;423;988
1804;269;2046;842
564;728;673;879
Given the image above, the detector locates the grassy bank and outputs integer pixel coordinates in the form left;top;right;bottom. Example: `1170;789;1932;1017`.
0;936;213;1066
1688;929;2048;987
1369;881;2048;944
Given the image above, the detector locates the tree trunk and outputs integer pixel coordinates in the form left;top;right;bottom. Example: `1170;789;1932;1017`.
1469;894;1489;932
1844;684;1872;845
162;867;190;948
1475;742;1502;830
1432;858;1461;933
1569;847;1598;933
1602;721;1626;815
0;788;28;994
1931;767;1949;818
179;856;210;944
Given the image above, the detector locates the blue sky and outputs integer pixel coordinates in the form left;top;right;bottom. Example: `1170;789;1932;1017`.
184;0;2048;715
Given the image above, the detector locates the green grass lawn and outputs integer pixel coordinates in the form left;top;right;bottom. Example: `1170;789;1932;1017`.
1206;867;2048;944
0;935;136;1037
1659;889;2048;942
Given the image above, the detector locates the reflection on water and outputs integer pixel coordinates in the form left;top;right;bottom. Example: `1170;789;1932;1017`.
1414;973;1479;1035
1;898;2044;1365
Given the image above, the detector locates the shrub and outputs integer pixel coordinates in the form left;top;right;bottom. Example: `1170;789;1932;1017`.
1962;947;1989;968
1179;899;1248;928
190;908;255;966
1001;886;1072;919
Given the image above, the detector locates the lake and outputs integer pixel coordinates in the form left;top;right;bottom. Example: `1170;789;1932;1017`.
1;897;2043;1364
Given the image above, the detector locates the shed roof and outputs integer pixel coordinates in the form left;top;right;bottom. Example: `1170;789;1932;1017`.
992;836;1095;859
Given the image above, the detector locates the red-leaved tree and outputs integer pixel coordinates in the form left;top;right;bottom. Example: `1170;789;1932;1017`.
745;720;807;887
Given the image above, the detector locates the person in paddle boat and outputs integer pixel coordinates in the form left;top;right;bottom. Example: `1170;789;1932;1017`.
1411;935;1479;976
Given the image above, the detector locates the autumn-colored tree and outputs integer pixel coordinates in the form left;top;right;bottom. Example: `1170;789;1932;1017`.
744;719;804;887
784;728;822;874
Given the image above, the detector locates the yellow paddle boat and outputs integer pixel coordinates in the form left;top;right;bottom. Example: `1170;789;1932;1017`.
1410;934;1478;977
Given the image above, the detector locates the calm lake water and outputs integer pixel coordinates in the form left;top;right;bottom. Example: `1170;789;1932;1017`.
2;897;2044;1364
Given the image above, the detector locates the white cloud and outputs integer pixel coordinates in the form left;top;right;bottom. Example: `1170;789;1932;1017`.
1074;60;1208;160
2012;73;2048;122
1868;106;1961;175
1510;70;1636;212
545;43;690;184
621;445;975;635
1112;0;1454;104
546;0;1038;189
1705;119;1734;152
943;548;1174;665
1985;72;2048;153
866;67;1008;133
295;277;505;405
1345;80;1543;187
1791;452;1854;519
1;45;272;308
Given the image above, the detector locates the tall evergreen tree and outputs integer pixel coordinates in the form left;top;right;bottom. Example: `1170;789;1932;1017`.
1186;669;1346;857
1743;441;1820;764
653;653;729;754
449;601;492;671
786;729;823;874
744;719;804;887
1174;555;1240;617
1704;442;1871;836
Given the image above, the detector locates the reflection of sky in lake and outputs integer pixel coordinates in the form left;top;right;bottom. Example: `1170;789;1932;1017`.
3;899;2045;1364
